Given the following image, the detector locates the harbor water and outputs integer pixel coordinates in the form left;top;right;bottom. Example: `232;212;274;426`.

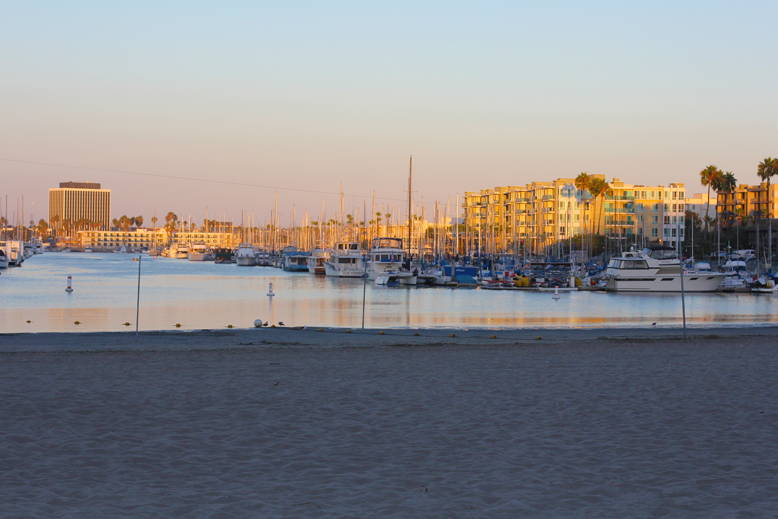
2;253;778;334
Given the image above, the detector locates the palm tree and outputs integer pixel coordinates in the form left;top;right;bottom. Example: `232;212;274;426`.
50;214;60;238
718;172;737;225
699;165;723;230
598;180;612;236
574;172;590;238
757;158;777;215
36;219;48;239
151;216;158;231
587;179;602;235
62;218;72;239
757;158;778;264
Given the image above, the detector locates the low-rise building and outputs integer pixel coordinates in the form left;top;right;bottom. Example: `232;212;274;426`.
462;178;687;256
78;229;241;250
685;193;718;221
717;182;778;225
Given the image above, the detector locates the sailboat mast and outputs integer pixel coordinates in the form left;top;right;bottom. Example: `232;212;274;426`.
408;156;412;256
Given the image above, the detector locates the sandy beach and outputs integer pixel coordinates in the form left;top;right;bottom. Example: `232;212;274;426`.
2;327;777;517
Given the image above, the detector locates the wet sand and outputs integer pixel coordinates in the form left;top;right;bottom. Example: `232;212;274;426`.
2;328;777;517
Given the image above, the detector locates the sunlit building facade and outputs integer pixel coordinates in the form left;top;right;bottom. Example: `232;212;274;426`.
49;182;111;232
462;178;686;256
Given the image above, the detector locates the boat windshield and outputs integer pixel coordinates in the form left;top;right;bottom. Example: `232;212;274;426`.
372;237;403;249
646;248;677;260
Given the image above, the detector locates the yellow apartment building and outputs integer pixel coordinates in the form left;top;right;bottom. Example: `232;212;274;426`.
462;178;687;256
717;182;778;225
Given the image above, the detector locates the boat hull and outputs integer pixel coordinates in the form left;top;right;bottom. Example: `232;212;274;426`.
605;274;725;292
323;262;365;278
236;256;257;266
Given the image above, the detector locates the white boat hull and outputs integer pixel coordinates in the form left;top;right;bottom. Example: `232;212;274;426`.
606;274;725;292
236;256;257;266
375;272;417;286
324;262;365;278
188;252;211;261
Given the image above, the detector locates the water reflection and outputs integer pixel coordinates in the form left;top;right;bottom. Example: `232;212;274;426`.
1;253;778;333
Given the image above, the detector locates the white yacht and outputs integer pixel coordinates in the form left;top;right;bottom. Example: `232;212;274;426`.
6;241;24;266
306;247;329;274
188;242;213;261
256;249;271;266
324;242;365;278
236;243;257;266
173;243;189;259
366;237;416;285
0;246;8;269
605;246;725;292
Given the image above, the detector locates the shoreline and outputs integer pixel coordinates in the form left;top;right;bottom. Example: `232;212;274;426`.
3;325;778;353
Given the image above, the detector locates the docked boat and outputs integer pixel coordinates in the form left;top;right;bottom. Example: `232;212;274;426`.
188;242;213;261
605;246;726;292
324;242;365;277
366;237;415;284
213;248;234;264
0;247;8;269
174;243;189;259
283;248;311;271
306;247;329;274
235;244;257;266
375;270;418;285
256;249;271;266
6;241;24;266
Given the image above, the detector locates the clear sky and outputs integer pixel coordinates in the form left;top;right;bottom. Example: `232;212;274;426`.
1;1;777;226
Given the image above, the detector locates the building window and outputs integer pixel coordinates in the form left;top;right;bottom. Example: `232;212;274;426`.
652;228;658;237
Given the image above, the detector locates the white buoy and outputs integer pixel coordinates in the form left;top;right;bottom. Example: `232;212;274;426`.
254;319;264;328
66;275;73;293
267;282;274;297
552;286;560;300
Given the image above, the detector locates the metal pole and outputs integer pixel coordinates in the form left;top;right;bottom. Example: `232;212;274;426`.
136;254;142;336
678;221;686;341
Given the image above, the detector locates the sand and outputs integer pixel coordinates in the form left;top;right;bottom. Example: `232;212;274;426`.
1;327;777;517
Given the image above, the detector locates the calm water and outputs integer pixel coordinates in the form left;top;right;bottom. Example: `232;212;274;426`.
2;253;778;333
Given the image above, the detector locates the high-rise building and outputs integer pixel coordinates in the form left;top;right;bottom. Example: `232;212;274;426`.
48;182;111;232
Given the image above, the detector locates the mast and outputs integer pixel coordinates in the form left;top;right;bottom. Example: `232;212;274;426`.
408;156;412;256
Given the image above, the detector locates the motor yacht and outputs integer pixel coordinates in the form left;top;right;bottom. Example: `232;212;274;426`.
0;246;8;269
306;247;330;274
6;241;24;266
605;246;725;292
256;249;271;266
366;238;416;285
188;242;213;261
235;244;257;266
324;242;365;278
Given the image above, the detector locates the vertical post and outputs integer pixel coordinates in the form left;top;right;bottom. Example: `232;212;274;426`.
136;254;141;336
362;240;368;330
678;221;686;341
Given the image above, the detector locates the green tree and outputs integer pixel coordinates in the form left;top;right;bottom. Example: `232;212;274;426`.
757;157;777;216
699;165;723;230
